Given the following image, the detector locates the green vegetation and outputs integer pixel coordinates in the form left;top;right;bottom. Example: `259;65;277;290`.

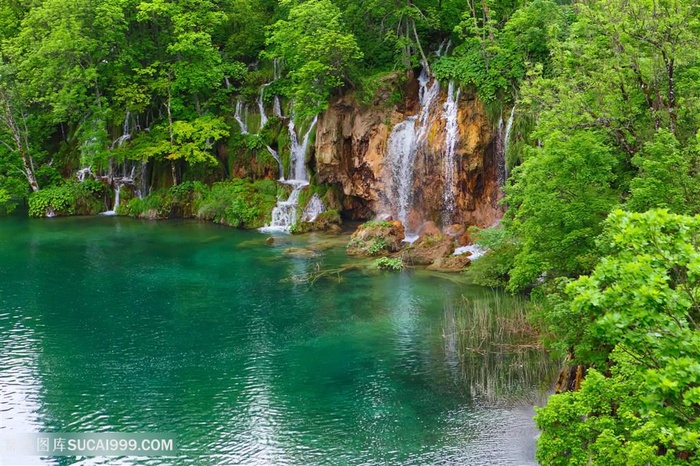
0;0;548;214
375;257;403;271
123;179;277;228
28;180;107;217
535;210;700;464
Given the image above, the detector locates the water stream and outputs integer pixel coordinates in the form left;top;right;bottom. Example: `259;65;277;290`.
383;68;440;238
259;116;318;233
442;81;461;225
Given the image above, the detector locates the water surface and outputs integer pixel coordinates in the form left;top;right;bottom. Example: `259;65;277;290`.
0;216;555;465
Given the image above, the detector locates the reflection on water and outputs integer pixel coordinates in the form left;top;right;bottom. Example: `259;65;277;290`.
443;295;559;406
0;216;556;465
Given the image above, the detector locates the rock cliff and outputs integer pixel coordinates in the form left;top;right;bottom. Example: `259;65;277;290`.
314;70;502;230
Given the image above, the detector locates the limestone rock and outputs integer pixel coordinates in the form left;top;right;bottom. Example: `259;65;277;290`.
427;254;472;272
402;234;455;266
418;221;441;238
347;220;405;256
314;71;503;228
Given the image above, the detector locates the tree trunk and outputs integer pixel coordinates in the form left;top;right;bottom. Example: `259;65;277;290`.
166;83;178;186
0;88;40;192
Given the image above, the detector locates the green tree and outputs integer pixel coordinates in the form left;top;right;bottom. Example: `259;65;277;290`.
265;0;362;118
536;209;700;464
505;130;619;291
0;65;39;193
502;0;700;290
628;129;700;215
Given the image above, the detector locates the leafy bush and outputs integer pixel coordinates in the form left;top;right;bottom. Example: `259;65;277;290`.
375;257;403;271
124;181;207;218
195;179;277;228
535;210;700;464
367;237;388;255
28;181;107;217
464;226;518;288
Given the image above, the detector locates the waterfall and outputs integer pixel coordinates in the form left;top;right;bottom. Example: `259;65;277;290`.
416;68;440;143
288;116;318;182
76;166;93;182
258;59;282;127
259;181;308;233
258;83;271;130
265;145;285;181
272;60;283;118
442;81;460;225
110;112;132;149
386;118;418;230
135;161;149;198
443;39;452;56
383;67;439;238
503;106;515;183
497;106;515;187
235;99;248;134
301;193;326;222
259;115;318;233
435;39;452;57
99;183;123;216
453;244;486;260
273;97;282;118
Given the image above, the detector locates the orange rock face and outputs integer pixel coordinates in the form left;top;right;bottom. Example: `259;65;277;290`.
314;71;503;228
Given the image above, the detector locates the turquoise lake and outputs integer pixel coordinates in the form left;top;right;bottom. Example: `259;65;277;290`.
0;215;556;465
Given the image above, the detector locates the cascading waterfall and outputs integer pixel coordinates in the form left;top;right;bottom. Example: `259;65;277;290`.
76;167;93;182
99;183;122;216
496;106;515;187
273;97;282;118
110;112;132;149
259;115;318;233
442;81;460;225
435;39;452;57
288;116;318;182
301;193;326;222
235;99;249;134
258;83;271;130
263;181;307;230
265;146;285;181
503;106;515;183
386;118;418;229
383;67;440;239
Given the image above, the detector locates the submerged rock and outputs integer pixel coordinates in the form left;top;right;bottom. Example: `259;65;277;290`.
346;220;405;256
282;247;319;259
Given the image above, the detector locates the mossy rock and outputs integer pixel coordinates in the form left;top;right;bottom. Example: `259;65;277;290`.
292;209;342;234
346;220;405;256
402;234;455;266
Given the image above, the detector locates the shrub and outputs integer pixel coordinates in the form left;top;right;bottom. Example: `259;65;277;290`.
367;237;389;255
28;181;107;217
195;179;277;228
375;257;403;271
